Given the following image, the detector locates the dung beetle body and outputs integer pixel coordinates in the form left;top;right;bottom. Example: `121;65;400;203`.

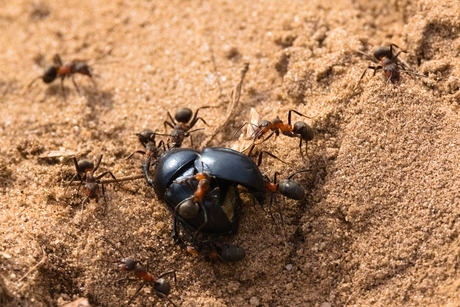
143;147;266;241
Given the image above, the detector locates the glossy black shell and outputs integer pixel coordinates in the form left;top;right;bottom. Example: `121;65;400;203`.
153;147;265;236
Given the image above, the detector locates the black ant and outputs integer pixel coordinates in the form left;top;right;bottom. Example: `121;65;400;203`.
357;44;425;97
64;155;117;213
164;107;211;148
101;237;178;307
237;110;314;160
28;54;97;98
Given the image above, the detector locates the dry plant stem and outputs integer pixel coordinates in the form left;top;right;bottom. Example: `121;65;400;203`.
203;62;249;147
64;174;144;186
18;246;46;285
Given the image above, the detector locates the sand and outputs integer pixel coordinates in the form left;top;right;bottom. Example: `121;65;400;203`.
1;0;460;306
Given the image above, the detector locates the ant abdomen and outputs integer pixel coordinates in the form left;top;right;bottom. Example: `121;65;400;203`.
220;244;246;262
174;107;193;123
154;279;171;297
278;179;305;200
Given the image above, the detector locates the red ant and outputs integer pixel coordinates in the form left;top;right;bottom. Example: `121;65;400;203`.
64;155;117;213
264;170;310;201
101;237;178;307
164;107;211;148
263;169;310;233
187;244;246;263
126;129;166;163
174;171;219;235
357;44;425;97
28;54;97;98
172;156;220;236
237;110;314;160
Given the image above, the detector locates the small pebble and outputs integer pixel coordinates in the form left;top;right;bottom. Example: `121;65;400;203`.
286;264;293;271
285;283;293;291
250;296;260;306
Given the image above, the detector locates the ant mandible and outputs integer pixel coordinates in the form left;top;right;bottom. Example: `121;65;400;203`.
164;107;211;148
237;110;314;160
102;237;178;307
64;155;118;213
28;54;96;98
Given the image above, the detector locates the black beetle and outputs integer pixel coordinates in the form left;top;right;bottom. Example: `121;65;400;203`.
142;147;266;241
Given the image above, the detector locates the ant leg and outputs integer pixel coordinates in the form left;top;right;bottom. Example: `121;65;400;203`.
93;155;103;173
193;203;209;238
157;270;177;282
254;131;276;145
141;155;155;187
96;171;118;183
126;282;146;306
287;110;312;126
71;76;81;94
53;54;63;66
232;122;249;139
164;111;177;132
60;77;67;99
256;150;286;167
299;138;310;161
164;120;175;132
125;150;147;160
188;106;215;129
26;76;42;90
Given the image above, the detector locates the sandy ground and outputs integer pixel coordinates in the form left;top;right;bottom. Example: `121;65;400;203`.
1;0;460;306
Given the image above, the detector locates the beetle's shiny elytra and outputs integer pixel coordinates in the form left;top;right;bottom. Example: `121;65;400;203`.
152;147;266;237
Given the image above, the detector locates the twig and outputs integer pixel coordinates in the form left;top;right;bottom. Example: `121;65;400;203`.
64;174;144;186
203;62;249;147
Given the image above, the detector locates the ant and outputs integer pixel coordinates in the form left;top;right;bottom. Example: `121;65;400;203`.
171;155;221;238
263;170;310;201
127;129;166;165
174;166;219;235
357;44;425;97
187;244;246;263
28;54;97;98
164;107;211;148
237;110;314;160
261;169;310;233
101;237;178;307
64;155;117;213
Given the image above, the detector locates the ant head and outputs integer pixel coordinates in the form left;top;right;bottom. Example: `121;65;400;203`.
373;47;393;60
177;198;199;219
258;120;271;129
42;65;59;83
278;179;305;200
154;278;171;297
74;61;92;76
118;258;137;271
293;122;314;141
175;107;193;123
77;159;94;173
169;129;185;147
137;128;155;143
